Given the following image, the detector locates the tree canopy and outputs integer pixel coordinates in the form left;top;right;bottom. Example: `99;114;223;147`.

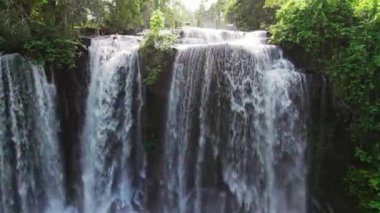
0;0;192;66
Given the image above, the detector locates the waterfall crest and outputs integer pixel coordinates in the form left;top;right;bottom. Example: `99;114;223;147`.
162;28;310;213
0;54;65;213
81;35;145;213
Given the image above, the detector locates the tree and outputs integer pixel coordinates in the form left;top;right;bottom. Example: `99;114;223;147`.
163;0;193;28
150;9;165;33
0;0;188;66
208;0;227;28
106;0;142;32
224;0;276;30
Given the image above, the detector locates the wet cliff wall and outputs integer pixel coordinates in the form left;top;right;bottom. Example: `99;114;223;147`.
140;49;176;211
282;48;358;213
54;40;91;208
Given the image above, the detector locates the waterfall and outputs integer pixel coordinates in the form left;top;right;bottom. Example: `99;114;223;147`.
0;28;314;213
81;35;145;213
162;28;310;213
0;54;66;213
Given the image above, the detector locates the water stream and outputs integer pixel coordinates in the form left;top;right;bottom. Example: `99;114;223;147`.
82;35;145;213
0;54;65;213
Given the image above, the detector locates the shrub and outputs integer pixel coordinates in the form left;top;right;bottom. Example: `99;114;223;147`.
140;9;177;85
140;32;177;85
23;36;84;68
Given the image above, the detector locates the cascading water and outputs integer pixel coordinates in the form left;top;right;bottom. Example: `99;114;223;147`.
81;35;145;213
162;27;310;213
0;28;315;213
0;54;66;213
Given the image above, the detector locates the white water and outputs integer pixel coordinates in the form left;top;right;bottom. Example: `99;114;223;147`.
0;54;66;213
82;35;145;213
163;27;309;213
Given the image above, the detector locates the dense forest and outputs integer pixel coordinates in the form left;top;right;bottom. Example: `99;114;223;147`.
1;0;379;212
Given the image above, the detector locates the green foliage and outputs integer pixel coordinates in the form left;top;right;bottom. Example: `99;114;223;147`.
224;0;276;30
208;0;227;28
141;0;188;28
0;0;151;70
140;10;177;85
139;9;177;85
150;9;165;33
163;0;194;28
270;0;380;211
348;146;380;212
0;0;87;68
23;36;83;68
194;0;228;28
106;0;142;32
140;32;177;85
270;0;353;55
265;0;288;8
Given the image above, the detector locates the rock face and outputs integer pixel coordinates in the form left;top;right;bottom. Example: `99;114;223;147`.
141;49;176;212
54;41;90;206
281;49;358;213
308;79;357;213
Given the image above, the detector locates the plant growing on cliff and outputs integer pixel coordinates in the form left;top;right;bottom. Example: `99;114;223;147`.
140;9;178;85
140;33;177;85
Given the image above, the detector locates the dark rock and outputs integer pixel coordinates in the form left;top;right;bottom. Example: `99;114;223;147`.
281;44;358;212
140;49;177;212
54;38;91;209
282;45;320;73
